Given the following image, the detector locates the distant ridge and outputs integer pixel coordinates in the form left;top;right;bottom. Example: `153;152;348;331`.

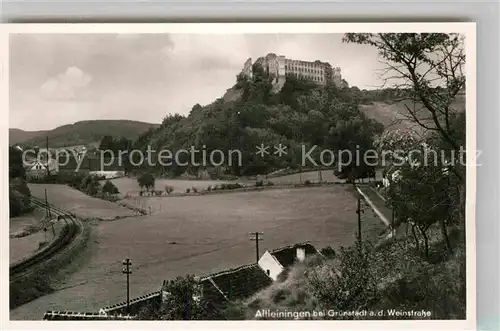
9;128;49;145
10;120;160;148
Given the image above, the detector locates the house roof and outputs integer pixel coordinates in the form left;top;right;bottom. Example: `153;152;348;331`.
99;291;161;314
269;242;319;268
43;311;135;320
25;159;58;172
57;154;124;172
200;263;272;302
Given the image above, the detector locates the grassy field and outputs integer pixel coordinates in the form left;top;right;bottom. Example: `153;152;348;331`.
9;210;57;265
28;184;136;220
10;184;387;320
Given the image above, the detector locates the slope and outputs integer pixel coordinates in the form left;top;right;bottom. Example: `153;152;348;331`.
9;129;49;146
18;120;160;148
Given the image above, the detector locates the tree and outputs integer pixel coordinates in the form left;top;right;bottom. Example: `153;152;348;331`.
307;241;379;317
9;147;26;179
80;175;101;196
138;275;211;320
98;135;115;151
376;130;456;255
137;173;155;192
102;180;119;195
343;33;466;222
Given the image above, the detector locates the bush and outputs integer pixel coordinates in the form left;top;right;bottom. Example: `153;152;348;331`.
165;185;174;194
320;246;336;259
266;181;275;186
206;186;212;191
102;180;119;195
255;180;264;187
192;187;198;193
227;183;243;190
185;188;191;193
139;191;144;196
155;190;163;196
304;180;311;185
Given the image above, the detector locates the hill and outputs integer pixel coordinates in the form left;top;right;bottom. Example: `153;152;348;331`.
13;120;160;148
131;63;385;179
359;95;466;135
9;128;48;146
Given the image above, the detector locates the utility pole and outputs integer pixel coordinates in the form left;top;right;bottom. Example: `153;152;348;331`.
44;188;52;220
249;232;263;263
122;258;132;314
356;194;364;243
46;136;51;177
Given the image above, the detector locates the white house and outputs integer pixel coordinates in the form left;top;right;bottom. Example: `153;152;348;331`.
25;159;58;180
258;242;321;281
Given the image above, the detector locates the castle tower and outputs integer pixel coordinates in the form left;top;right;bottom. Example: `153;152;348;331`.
333;67;342;86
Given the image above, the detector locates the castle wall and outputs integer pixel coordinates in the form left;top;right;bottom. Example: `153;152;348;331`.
240;53;343;93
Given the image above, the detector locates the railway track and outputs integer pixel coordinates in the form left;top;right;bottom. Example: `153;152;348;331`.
9;197;82;280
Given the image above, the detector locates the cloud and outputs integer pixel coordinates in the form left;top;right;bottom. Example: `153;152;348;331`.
9;33;384;131
40;66;92;101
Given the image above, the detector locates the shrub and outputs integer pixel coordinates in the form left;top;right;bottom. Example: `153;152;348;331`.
164;185;174;194
206;186;212;191
139;191;144;196
304;180;311;185
266;181;275;186
185;188;191;193
155;190;163;196
225;183;243;190
255;180;264;187
320;246;336;259
102;180;119;195
192;187;199;193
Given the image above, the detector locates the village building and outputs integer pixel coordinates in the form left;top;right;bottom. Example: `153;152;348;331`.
241;53;347;92
24;159;58;180
257;242;321;281
43;311;135;320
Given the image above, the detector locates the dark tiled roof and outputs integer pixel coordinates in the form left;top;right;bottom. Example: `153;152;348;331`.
99;291;161;315
57;155;124;172
270;242;319;268
201;263;272;302
43;311;135;320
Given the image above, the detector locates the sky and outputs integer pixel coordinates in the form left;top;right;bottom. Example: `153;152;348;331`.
9;33;385;131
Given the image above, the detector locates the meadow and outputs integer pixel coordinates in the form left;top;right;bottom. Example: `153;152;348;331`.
10;182;386;320
9;209;62;265
28;184;136;220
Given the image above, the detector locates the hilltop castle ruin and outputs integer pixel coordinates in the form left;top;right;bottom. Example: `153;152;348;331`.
240;53;346;92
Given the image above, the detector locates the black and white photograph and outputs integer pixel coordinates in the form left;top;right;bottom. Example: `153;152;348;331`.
4;23;476;325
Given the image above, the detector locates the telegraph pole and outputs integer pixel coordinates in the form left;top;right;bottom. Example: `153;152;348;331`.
356;194;364;243
44;188;52;220
46;136;51;177
249;232;263;263
122;258;132;314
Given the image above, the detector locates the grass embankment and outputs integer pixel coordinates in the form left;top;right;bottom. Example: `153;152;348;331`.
10;220;91;309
